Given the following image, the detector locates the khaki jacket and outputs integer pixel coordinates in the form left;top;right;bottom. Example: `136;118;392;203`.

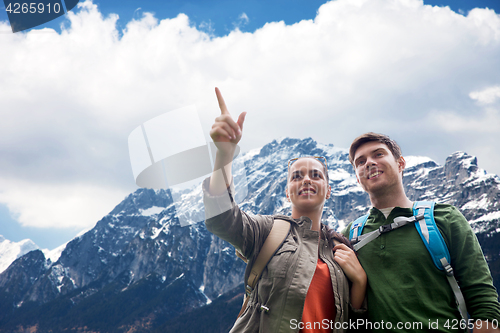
203;178;356;333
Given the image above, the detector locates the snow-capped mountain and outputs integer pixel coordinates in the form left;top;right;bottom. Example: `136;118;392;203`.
0;137;499;332
0;236;67;276
0;236;39;273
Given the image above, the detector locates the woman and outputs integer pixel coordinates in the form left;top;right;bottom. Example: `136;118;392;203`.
203;88;366;332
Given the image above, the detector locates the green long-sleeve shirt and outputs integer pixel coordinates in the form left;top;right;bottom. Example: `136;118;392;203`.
342;204;500;332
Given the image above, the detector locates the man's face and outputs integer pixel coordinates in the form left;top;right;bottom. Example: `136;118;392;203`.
352;141;405;195
286;158;330;211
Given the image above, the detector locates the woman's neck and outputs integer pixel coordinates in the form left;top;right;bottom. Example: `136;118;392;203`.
291;208;323;231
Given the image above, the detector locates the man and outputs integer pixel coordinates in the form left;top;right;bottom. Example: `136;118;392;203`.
342;132;500;332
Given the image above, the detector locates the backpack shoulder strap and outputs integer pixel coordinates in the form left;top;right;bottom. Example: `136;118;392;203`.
351;209;425;251
349;214;369;244
237;218;291;318
413;201;451;270
413;201;469;328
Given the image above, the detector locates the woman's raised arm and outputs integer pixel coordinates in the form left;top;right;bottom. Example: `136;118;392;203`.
208;87;247;196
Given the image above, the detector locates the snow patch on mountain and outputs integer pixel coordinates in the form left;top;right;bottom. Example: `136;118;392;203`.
48;264;72;292
467;172;500;188
242;147;261;161
140;206;165;216
199;284;212;305
471;211;500;223
151;223;168;239
42;242;68;267
461;194;490;211
405;156;435;169
329;169;352;182
0;235;39;273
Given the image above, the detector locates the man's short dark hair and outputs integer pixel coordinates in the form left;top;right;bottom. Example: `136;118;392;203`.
349;132;402;165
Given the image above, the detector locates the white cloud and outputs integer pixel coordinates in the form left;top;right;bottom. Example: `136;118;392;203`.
199;19;215;36
470;86;500;104
232;12;249;30
239;13;249;25
430;107;500;133
1;0;500;229
0;178;127;229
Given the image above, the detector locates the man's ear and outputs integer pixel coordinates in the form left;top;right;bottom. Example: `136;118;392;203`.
398;156;406;172
285;187;290;202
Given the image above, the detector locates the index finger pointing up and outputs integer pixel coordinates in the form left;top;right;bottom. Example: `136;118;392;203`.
215;87;229;115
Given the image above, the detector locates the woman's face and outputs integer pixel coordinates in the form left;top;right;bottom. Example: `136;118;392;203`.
286;157;330;211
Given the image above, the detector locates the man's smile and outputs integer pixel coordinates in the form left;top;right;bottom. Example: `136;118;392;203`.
367;170;382;179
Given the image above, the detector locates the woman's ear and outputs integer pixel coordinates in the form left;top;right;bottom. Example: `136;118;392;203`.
326;185;331;200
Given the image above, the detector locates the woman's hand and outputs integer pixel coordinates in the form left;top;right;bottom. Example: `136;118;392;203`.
333;243;366;285
208;88;246;195
333;243;367;309
210;87;246;155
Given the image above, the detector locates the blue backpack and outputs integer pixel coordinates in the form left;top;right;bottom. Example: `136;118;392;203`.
349;201;468;327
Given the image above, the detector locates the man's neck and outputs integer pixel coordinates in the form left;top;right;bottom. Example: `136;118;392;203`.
369;188;413;210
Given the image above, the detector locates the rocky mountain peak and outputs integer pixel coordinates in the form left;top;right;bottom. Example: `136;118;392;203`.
444;151;480;182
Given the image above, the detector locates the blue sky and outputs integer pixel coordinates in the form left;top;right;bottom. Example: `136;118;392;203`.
1;0;500;250
2;0;500;35
94;0;500;35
